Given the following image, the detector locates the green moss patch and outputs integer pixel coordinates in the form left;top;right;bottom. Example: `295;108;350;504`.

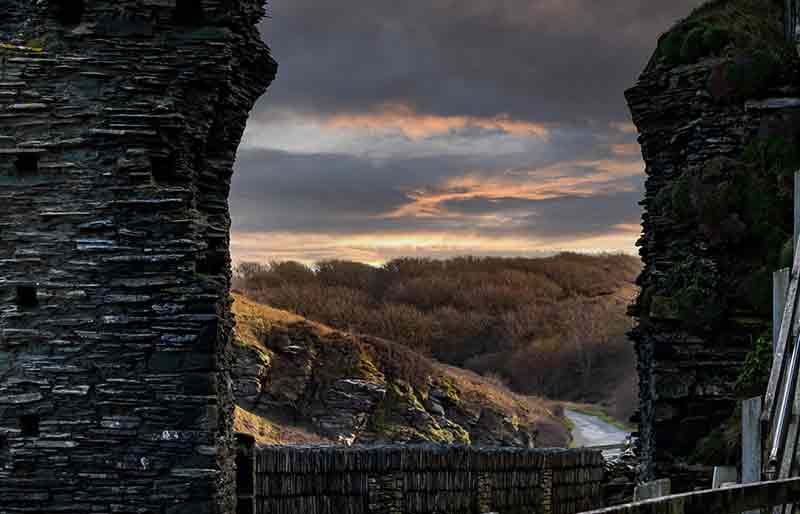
655;0;790;67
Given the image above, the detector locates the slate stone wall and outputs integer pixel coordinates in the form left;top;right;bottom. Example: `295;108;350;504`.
0;1;276;513
625;2;797;489
250;445;604;514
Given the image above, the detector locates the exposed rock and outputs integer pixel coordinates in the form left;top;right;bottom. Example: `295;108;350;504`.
603;437;638;507
230;294;566;448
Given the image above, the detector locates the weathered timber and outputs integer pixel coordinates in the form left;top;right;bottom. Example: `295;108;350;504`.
580;477;800;514
742;397;762;485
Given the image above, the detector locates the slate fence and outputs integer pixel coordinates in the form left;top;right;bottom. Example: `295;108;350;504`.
236;438;604;514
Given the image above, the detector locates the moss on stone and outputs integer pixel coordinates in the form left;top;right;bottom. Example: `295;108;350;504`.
388;379;426;411
702;25;730;54
438;377;463;406
659;31;685;65
663;257;725;331
743;136;800;179
722;51;780;99
781;238;794;269
681;26;709;63
353;350;382;382
655;0;790;67
736;335;772;396
426;421;471;445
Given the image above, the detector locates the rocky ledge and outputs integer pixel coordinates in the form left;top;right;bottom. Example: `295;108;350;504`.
230;294;569;449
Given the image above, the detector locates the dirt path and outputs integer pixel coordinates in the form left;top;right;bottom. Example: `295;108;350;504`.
566;409;630;450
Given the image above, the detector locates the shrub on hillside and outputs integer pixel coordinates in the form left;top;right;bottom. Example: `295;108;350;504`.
235;253;640;409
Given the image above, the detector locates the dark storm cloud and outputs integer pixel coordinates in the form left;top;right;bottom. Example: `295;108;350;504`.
228;0;704;261
232;148;499;233
441;189;643;239
256;0;705;124
230;138;644;238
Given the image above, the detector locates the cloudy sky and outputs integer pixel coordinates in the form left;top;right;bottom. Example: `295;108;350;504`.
230;0;704;265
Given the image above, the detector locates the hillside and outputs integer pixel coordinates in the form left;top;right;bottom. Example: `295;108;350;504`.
231;294;570;447
234;253;641;421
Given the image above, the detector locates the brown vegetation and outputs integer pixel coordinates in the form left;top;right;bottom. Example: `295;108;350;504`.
235;253;640;421
232;294;569;447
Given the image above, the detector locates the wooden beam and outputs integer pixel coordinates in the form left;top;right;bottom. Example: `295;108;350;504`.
795;171;800;252
742;397;763;485
778;270;792;350
763;239;800;425
579;477;800;514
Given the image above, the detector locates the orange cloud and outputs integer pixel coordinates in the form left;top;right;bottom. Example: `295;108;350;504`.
327;104;550;140
385;158;642;220
610;121;638;134
610;143;640;157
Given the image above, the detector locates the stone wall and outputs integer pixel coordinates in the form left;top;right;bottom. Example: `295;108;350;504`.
0;1;275;513
626;0;797;489
244;445;604;514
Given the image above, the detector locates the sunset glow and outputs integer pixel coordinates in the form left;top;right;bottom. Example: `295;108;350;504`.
327;104;551;140
228;0;696;264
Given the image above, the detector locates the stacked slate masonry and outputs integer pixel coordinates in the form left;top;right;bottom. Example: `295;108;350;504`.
626;0;799;489
243;445;605;514
0;1;276;513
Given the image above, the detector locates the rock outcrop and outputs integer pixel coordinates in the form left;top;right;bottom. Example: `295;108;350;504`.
627;0;798;489
0;2;275;513
231;295;568;449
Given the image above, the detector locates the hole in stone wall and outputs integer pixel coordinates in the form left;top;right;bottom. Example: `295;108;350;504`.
14;154;39;176
174;0;205;25
16;286;38;309
19;415;39;437
196;237;228;276
0;434;6;450
151;153;180;184
196;250;227;276
52;0;85;25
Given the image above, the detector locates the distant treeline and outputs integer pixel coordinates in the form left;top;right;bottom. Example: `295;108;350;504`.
234;253;640;419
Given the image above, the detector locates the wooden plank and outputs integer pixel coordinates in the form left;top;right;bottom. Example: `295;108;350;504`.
712;466;737;488
795;171;800;249
778;270;792;350
763;236;800;424
742;397;763;484
780;410;799;479
579;477;800;514
633;480;670;501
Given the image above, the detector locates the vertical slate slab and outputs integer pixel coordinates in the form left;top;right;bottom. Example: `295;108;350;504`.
0;1;276;513
252;445;603;514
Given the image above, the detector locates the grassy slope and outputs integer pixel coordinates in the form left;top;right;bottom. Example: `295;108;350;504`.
232;294;570;447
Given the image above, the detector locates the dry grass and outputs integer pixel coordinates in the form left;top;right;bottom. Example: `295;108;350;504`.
231;294;571;446
439;364;568;446
235;406;330;445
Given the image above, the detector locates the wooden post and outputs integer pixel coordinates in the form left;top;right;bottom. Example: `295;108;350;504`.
743;397;763;484
713;466;738;489
764;242;800;426
795;171;800;252
633;480;671;501
779;270;793;347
